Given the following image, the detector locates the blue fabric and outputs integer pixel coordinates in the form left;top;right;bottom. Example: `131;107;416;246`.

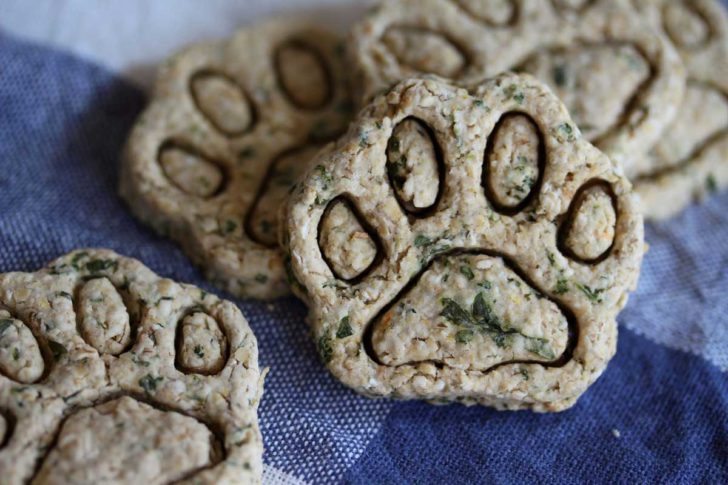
1;31;727;485
345;329;728;484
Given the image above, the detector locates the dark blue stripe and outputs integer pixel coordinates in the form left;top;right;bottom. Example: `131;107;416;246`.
345;328;728;485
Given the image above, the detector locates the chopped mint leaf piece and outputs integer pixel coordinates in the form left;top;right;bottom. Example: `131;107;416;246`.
139;374;163;393
336;316;353;339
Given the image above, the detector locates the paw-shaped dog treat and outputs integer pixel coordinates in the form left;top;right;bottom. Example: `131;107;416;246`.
122;19;352;299
0;250;264;484
349;0;685;170
282;74;644;412
630;0;728;218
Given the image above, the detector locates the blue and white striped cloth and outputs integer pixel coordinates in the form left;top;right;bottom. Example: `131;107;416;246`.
1;15;727;484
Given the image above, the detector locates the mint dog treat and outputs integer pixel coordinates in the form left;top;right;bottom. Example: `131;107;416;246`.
349;0;685;172
630;0;728;218
0;250;264;484
282;74;644;412
122;19;352;299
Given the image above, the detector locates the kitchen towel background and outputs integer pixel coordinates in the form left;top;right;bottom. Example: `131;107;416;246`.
1;1;727;483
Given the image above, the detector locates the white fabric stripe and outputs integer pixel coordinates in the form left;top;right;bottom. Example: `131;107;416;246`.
263;464;311;485
0;0;372;91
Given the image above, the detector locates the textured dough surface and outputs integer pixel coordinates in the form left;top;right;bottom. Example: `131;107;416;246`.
0;250;264;484
349;0;685;171
0;310;45;383
33;397;215;485
282;74;644;412
318;199;378;280
372;254;569;371
386;118;441;211
486;114;541;208
631;0;728;218
562;185;617;261
122;18;352;299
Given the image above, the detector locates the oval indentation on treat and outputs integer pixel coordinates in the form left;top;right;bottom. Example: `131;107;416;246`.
663;2;710;49
275;41;332;110
158;143;226;198
558;181;617;263
455;0;516;25
518;43;650;142
246;144;324;247
318;198;380;282
33;397;221;484
0;312;44;383
175;311;228;375
370;253;569;371
190;71;255;136
382;27;467;78
78;277;132;356
386;118;442;215
483;113;543;213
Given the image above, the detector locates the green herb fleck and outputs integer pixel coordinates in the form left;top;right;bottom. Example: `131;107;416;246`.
254;273;268;284
12;348;20;361
504;84;524;104
359;131;369;148
139;374;163;393
554;278;569;295
527;338;556;360
441;293;548;351
556;123;576;142
414;235;432;247
547;251;556;266
576;283;605;303
460;265;475;280
85;259;118;273
336;316;353;339
194;345;205;358
455;329;474;344
387;155;408;189
441;297;476;327
314;165;333;187
519;367;530;380
317;334;333;364
70;251;89;269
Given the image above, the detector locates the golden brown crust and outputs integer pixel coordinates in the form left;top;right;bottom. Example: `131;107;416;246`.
282;74;644;412
121;18;352;299
0;250;264;484
349;0;685;171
